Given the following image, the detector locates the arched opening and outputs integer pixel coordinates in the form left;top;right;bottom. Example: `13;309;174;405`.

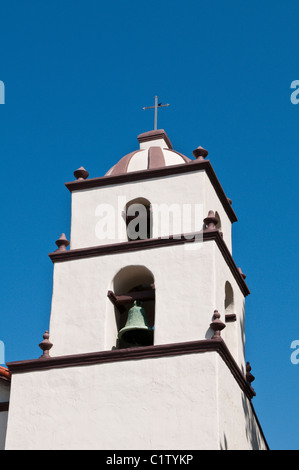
225;281;234;319
108;266;155;349
125;198;152;241
224;281;238;359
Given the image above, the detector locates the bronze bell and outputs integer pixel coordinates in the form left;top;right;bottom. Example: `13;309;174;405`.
118;301;153;347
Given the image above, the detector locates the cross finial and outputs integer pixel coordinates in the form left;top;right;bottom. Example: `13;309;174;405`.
142;96;170;130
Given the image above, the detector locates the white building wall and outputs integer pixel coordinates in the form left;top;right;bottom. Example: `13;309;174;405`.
4;136;266;450
5;351;266;450
5;352;216;450
49;240;245;366
202;174;232;252
217;354;267;450
69;170;232;253
213;246;246;370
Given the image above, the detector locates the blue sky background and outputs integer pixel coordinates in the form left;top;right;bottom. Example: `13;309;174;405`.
0;0;298;450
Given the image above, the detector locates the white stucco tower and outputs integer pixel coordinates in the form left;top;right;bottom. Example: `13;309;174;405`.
4;129;268;450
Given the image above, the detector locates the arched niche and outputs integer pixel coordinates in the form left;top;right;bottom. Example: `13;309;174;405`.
225;281;234;312
108;265;155;349
125;198;152;241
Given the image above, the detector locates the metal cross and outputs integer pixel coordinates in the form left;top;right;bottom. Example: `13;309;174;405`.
142;96;170;130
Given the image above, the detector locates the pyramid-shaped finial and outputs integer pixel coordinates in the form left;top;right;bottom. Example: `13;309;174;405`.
210;310;226;339
238;267;247;280
246;362;255;385
74;167;89;181
39;331;53;359
203;210;218;230
193;146;208;160
55;233;70;252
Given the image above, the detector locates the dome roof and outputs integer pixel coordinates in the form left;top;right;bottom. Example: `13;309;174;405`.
105;129;192;176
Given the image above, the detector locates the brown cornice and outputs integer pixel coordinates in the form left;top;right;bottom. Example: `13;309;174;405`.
6;338;255;400
65;160;238;224
137;129;173;149
48;229;250;297
203;229;250;296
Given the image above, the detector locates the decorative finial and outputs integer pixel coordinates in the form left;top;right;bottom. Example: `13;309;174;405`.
246;362;255;386
193;146;208;160
74;167;89;181
55;233;70;252
238;268;247;280
203;210;218;230
210;310;226;339
39;331;53;359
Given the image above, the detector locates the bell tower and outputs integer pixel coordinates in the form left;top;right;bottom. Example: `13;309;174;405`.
5;129;268;450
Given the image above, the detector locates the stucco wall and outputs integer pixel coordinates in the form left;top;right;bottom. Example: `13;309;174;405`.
5;352;217;450
213;245;246;369
5;351;266;450
49;240;245;367
217;354;267;450
69;170;232;252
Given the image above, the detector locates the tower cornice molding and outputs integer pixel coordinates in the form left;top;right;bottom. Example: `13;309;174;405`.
65;159;237;224
48;229;250;297
6;338;255;400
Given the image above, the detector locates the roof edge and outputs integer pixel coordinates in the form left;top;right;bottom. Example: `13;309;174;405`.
48;229;249;296
65;159;238;224
0;366;11;383
137;129;173;149
6;338;255;400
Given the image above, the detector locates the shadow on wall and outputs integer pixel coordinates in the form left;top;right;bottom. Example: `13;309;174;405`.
220;433;228;450
241;393;267;450
239;299;246;375
220;395;266;450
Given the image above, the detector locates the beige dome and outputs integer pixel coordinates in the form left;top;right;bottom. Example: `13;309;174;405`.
105;129;192;176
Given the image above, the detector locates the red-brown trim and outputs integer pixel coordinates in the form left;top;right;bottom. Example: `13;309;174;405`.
49;229;250;297
108;288;155;313
109;150;142;176
65;159;238;224
225;313;237;322
0;367;11;383
203;230;250;296
0;402;9;412
148;146;166;169
137;129;173;149
6;337;255;400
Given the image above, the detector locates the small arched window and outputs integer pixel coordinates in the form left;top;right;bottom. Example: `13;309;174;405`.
224;281;235;322
125;198;152;241
224;281;238;358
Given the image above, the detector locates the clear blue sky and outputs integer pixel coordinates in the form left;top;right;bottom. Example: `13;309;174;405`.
0;0;298;450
